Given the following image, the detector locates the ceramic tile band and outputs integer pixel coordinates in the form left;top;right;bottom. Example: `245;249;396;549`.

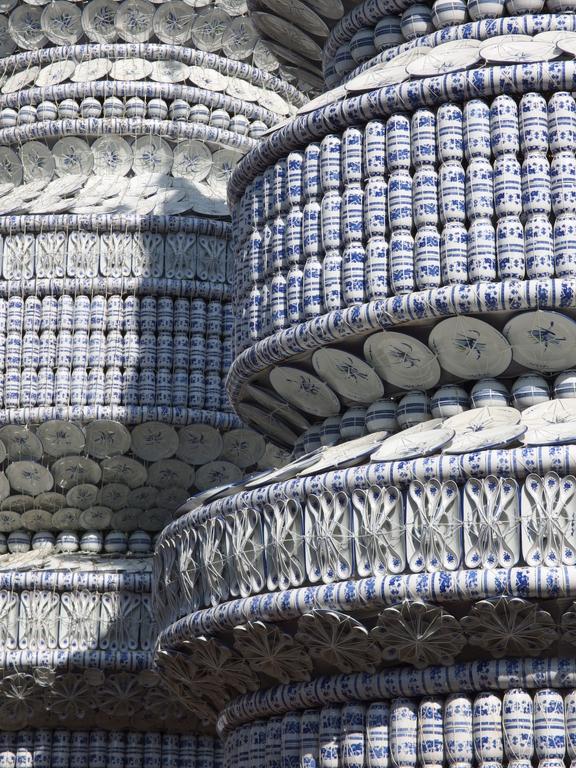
0;406;241;428
0;571;151;592
0;588;155;652
0;214;229;236
220;682;576;745
226;279;576;405
0;86;278;127
154;472;574;617
0;232;233;284
0;648;152;671
0;280;232;300
0;117;256;153
228;60;576;202
0;43;307;107
342;12;576;84
156;560;576;647
0;731;218;762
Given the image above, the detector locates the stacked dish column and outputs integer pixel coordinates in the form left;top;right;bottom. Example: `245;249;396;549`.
0;0;311;758
152;0;576;764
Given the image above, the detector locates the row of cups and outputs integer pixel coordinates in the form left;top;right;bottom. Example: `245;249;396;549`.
1;528;156;554
0;99;268;138
294;371;576;454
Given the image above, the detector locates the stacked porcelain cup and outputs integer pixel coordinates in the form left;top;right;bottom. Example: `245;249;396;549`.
0;0;309;758
151;0;576;763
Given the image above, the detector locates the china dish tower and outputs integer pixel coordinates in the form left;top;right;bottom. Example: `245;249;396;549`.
153;0;576;765
0;0;315;762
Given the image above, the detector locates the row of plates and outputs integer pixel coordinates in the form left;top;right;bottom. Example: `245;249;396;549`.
1;3;258;53
0;421;267;530
226;401;576;499
0;162;237;217
237;310;576;442
300;31;576;114
0;137;243;186
0;60;293;116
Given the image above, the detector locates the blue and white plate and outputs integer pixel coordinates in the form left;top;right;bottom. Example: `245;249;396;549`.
503;310;576;373
429;317;512;378
269;366;340;417
312;348;384;404
364;331;441;390
443;423;526;453
371;426;454;461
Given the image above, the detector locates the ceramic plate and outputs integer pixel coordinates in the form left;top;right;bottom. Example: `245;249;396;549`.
443;405;521;435
66;483;99;510
82;0;117;43
0;510;21;532
148;459;194;489
150;60;190;82
300;431;390;476
523;422;576;445
92;135;133;176
2;67;40;93
52;506;81;527
244;383;311;431
0;426;42;460
20;141;55;183
127;486;158;507
188;65;228;91
111;507;141;531
481;40;558;63
41;1;82;44
34;492;65;512
261;0;329;37
222;16;259;59
245;449;323;488
296;84;346;113
221;428;265;468
236;402;299;445
269;366;340;417
131;422;178;461
503;310;576;373
53;137;94;177
22;508;53;531
176;424;223;464
52;457;101;490
429;317;512;378
6;461;53;495
312;347;384;404
109;57;153;80
190;7;229;51
407;48;481;76
8;6;45;48
115;0;154;42
371;427;455;461
1;495;33;512
443;424;526;453
364;331;441;390
152;0;193;44
195;460;242;491
36;60;75;86
0;148;22;185
85;420;131;458
132;136;173;175
251;11;322;59
97;483;130;510
37;420;85;457
71;57;112;81
172;140;212;180
79;505;112;530
206;148;243;197
521;399;576;427
100;456;147;488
